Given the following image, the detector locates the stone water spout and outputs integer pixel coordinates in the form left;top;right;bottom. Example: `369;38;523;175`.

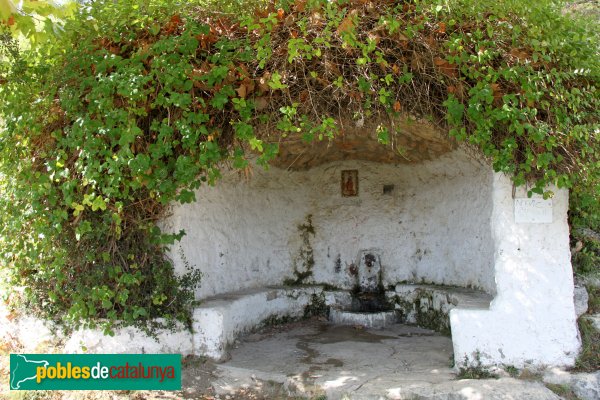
357;251;382;293
329;250;398;328
352;250;389;313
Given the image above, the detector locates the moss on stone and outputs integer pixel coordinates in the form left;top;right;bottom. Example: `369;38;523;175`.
284;214;316;286
390;288;451;336
259;314;297;328
304;293;329;318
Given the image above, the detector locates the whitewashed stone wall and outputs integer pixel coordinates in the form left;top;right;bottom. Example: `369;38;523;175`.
450;173;580;367
2;154;580;368
165;148;496;299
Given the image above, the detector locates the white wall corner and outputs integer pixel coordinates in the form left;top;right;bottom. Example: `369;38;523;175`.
450;173;580;368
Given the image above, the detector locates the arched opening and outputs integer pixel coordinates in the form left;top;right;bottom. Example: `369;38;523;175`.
163;120;500;370
168;121;496;300
162;118;578;370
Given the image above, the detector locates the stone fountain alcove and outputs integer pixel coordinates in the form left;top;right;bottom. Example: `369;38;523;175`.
168;120;495;298
163;119;580;368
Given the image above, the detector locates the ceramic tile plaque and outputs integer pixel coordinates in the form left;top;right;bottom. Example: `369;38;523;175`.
341;170;358;197
514;198;553;224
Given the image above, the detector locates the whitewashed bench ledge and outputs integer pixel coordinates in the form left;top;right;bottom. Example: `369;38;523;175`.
389;284;493;335
57;284;491;360
192;285;328;361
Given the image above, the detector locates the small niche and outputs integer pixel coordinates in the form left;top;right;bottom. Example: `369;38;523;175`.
383;184;395;195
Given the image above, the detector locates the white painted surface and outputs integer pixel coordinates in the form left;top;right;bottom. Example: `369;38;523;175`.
392;284;493;325
329;308;398;328
192;286;323;360
0;315;54;353
0;299;194;355
450;173;580;368
514;198;553;224
164;148;496;299
63;323;194;355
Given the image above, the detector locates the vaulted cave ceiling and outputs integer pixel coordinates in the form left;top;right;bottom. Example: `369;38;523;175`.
269;117;456;170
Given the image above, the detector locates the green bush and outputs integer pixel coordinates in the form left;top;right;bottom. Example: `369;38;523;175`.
0;0;598;332
574;316;600;371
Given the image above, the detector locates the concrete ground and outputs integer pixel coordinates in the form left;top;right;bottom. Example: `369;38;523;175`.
180;318;561;400
0;317;567;400
213;319;454;398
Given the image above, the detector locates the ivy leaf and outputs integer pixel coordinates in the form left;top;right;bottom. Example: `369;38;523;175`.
71;202;85;217
177;189;195;204
203;65;229;87
358;77;371;92
444;94;464;125
268;72;288;90
178;36;199;55
232;148;248;169
210;91;229;109
118;129;136;147
133;307;147;318
75;221;92;241
234;122;254;140
91;197;107;212
377;126;390;144
249;137;263;152
210;86;235;110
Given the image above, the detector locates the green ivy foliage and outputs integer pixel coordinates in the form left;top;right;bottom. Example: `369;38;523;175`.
0;0;598;332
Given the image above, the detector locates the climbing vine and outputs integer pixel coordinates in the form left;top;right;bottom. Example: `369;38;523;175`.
0;0;598;332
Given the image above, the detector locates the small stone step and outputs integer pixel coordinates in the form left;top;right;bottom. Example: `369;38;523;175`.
386;378;562;400
328;308;398;329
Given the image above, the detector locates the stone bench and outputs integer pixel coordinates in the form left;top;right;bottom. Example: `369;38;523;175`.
18;286;326;359
54;284;492;361
192;286;326;361
191;284;492;362
388;284;493;335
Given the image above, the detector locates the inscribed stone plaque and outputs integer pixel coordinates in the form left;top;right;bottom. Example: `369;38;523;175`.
514;198;553;224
